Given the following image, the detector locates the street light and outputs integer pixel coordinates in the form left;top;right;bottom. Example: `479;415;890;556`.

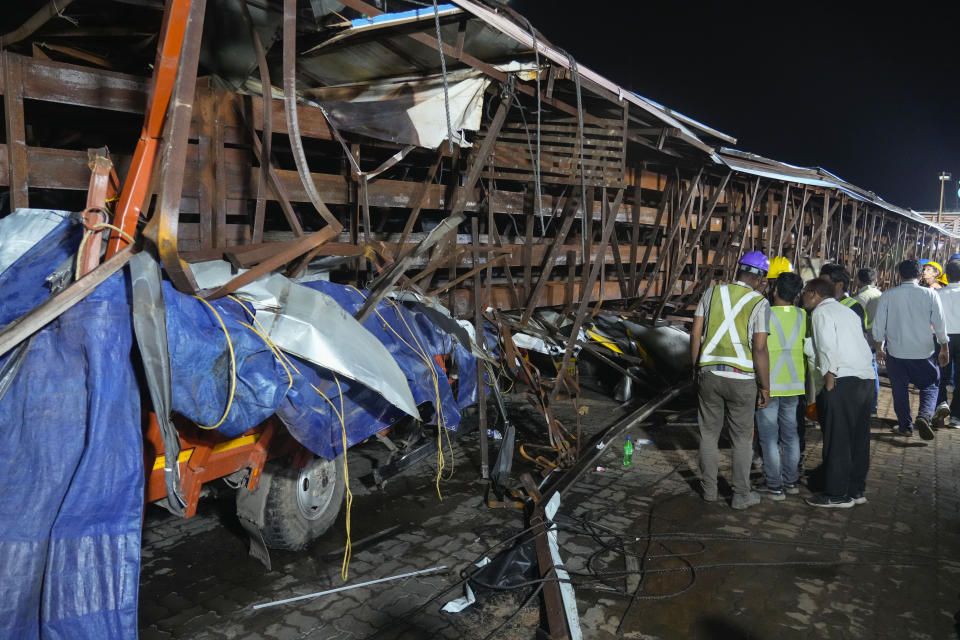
939;171;952;224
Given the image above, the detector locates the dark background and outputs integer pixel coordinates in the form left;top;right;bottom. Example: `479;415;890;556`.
510;0;960;212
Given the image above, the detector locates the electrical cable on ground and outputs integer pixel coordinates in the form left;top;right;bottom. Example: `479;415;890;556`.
365;459;940;640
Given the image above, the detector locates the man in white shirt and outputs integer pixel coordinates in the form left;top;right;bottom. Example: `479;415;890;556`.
935;260;960;427
872;259;949;440
800;278;876;508
854;267;882;324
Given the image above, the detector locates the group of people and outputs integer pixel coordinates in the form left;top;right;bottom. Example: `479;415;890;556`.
689;250;960;510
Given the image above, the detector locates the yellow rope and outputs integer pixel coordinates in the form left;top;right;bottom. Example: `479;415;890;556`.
192;296;237;430
384;297;456;492
346;286;455;499
74;221;136;281
311;377;353;581
231;295;352;581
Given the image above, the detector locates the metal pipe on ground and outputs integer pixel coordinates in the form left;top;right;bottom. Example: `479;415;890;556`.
528;382;691;639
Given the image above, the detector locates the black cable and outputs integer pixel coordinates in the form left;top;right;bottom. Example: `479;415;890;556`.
361;520;557;640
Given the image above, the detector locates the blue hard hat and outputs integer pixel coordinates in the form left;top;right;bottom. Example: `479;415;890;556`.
918;258;931;266
950;254;960;261
738;250;770;275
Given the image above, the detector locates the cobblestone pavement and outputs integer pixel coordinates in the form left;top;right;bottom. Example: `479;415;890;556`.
140;378;960;639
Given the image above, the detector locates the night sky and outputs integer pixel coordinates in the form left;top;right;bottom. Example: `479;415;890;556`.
510;1;960;212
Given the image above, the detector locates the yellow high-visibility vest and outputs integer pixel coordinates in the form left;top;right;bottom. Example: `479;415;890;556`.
768;306;806;396
841;296;870;330
699;284;763;372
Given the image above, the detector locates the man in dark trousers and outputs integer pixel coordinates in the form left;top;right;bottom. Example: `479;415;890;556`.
800;278;876;508
873;259;949;440
935;260;960;427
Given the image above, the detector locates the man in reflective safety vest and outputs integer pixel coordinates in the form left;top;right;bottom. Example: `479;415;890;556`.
820;263;869;333
753;272;806;500
690;251;772;510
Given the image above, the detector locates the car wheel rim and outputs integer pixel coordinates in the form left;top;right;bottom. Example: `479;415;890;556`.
295;457;337;521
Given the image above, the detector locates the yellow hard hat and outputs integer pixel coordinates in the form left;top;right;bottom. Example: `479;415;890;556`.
766;256;793;279
922;260;946;285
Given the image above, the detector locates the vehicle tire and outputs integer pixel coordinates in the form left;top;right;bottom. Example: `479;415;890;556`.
258;454;346;551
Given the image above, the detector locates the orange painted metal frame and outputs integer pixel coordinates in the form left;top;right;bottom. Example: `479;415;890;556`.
143;414;303;517
105;0;193;258
77;149;121;277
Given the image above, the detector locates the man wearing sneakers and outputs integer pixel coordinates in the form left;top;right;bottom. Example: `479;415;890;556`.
690;251;771;511
754;272;806;501
934;260;960;428
873;259;949;440
801;278;876;508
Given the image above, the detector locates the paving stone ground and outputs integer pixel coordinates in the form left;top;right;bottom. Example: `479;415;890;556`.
139;377;960;639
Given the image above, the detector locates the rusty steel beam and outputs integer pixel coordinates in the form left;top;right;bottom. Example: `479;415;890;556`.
394;150;444;258
282;0;342;232
520;190;581;326
529;384;689;640
353;90;511;323
2;53;28;210
0;246;135;359
548;188;623;406
237;0;274;244
653;171;730;319
631;178;675;298
637;167;703;306
471;216;490;480
76;148;120;277
204;227;339;300
142;0;208;293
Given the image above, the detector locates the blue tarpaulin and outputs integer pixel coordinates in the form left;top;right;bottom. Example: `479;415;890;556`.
164;279;482;460
0;218;142;639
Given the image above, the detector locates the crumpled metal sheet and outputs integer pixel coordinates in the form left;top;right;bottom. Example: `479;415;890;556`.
304;69;489;149
192;261;419;418
130;251;186;515
386;290;497;363
0;209;73;278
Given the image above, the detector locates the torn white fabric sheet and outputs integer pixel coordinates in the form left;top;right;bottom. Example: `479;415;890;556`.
441;557;490;613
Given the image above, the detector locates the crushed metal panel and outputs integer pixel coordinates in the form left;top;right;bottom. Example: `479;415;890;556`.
191;261;419;418
299;12;526;84
306;69;489;149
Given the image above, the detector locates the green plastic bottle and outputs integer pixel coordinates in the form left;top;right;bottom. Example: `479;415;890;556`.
623;435;633;466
